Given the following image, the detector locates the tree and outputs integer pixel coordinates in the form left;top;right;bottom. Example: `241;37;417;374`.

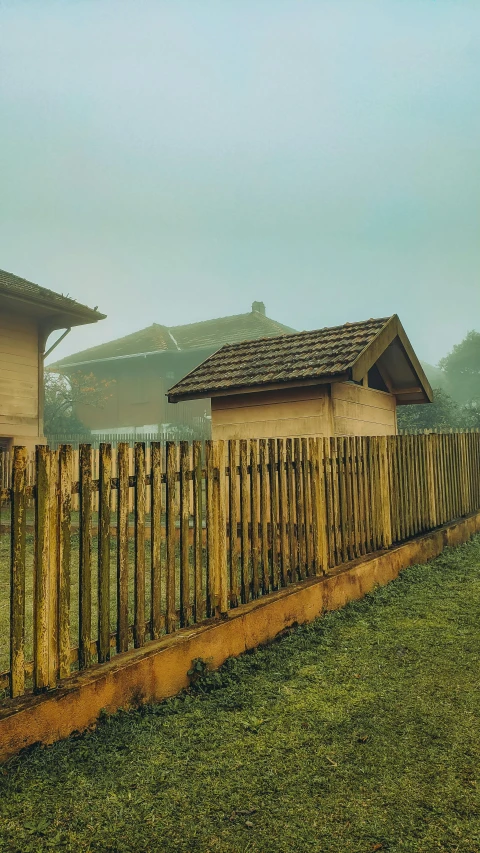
44;371;115;436
396;387;460;432
459;398;480;430
438;330;480;405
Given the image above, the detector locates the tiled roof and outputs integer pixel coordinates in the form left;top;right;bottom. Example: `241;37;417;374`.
169;312;294;349
52;309;295;367
53;324;176;365
0;268;105;323
168;317;392;400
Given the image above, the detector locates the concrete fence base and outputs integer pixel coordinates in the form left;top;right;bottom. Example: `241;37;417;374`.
1;510;479;764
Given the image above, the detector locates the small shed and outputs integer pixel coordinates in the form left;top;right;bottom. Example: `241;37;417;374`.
0;268;105;451
167;315;433;440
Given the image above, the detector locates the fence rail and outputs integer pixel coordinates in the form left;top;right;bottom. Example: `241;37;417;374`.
1;431;479;700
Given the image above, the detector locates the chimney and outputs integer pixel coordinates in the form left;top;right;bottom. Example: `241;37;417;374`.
252;301;266;316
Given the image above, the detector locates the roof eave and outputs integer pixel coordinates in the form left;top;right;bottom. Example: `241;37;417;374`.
168;372;350;403
50;343;218;371
0;290;105;329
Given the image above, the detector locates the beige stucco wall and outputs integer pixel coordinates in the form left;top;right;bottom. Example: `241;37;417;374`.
211;381;397;441
332;382;397;436
0;309;42;450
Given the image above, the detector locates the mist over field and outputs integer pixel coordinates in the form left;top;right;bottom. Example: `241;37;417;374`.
1;0;479;368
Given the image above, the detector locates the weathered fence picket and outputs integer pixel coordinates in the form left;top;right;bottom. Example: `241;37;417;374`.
117;443;129;654
98;443;111;663
10;447;27;698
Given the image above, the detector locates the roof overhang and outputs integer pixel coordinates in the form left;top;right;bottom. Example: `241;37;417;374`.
0;289;105;336
350;315;433;404
168;372;350;403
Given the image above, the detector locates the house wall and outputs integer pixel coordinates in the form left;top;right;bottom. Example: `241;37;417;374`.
0;309;42;450
73;359;210;432
332;382;397;436
211;385;333;440
210;381;397;441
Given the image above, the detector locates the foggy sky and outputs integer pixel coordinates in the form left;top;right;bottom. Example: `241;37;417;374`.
1;0;479;367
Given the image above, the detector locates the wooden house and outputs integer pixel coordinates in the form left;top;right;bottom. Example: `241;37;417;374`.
167;315;433;440
0;268;105;451
50;302;294;437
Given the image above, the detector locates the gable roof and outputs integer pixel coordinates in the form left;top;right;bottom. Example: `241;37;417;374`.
51;306;295;369
167;315;433;405
0;268;105;329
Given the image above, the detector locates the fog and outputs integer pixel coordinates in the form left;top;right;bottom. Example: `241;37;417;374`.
1;0;479;366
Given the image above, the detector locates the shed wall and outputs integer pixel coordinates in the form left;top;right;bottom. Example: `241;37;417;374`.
211;385;332;440
210;381;397;440
332;382;397;436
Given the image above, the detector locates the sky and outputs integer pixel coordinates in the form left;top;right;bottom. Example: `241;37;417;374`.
1;0;479;366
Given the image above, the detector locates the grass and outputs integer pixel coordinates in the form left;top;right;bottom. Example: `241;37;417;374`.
0;536;480;852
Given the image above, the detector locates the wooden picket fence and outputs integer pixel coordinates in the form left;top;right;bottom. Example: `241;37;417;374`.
1;431;480;701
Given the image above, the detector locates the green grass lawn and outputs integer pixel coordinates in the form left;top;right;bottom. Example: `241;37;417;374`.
0;536;479;853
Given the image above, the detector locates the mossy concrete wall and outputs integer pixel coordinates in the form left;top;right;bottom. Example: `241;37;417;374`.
1;510;479;764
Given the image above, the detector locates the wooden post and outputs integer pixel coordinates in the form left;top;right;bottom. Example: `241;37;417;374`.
439;434;448;524
309;438;324;575
302;438;314;576
330;437;341;565
205;440;215;617
416;434;425;532
34;446;51;691
150;442;162;638
320;438;336;570
285;438;297;581
10;446;27;697
451;433;460;519
78;445;92;670
409;435;418;534
228;440;239;607
192;440;204;622
58;445;72;678
179;441;191;627
368;437;378;550
388;436;399;543
350;436;361;558
277;439;289;587
355;437;366;555
165;441;177;632
239;440;249;602
465;433;473;513
116;442;129;653
48;450;60;685
378;436;392;549
248;440;259;598
337;437;347;563
268;438;279;589
134;442;146;647
97;443;111;663
343;437;354;561
259;439;270;593
216;440;228;615
460;432;468;516
293;439;307;579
